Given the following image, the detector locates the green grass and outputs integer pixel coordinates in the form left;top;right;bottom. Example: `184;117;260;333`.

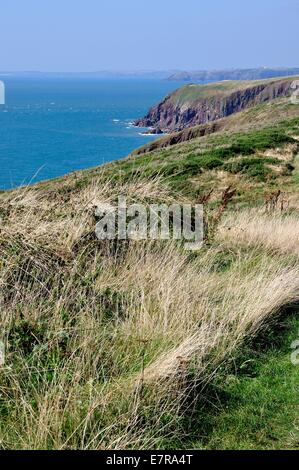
168;77;299;106
111;124;298;188
133;97;299;157
206;319;299;448
34;112;299;200
174;313;299;450
223;157;280;181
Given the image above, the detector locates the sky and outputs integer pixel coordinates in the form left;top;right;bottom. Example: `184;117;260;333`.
0;0;298;72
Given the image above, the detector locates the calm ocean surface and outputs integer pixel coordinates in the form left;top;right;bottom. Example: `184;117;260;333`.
0;78;183;190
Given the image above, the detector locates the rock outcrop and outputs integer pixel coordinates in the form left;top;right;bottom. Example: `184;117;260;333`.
134;77;297;132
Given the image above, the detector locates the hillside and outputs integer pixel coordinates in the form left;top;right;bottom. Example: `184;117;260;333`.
1;96;299;449
135;76;299;132
133;96;299;155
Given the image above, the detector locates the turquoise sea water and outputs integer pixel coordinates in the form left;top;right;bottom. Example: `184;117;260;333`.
0;78;182;190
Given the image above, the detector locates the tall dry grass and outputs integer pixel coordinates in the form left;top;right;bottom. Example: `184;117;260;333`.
1;177;299;449
217;209;299;255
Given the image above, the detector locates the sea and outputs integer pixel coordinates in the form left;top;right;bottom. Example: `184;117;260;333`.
0;77;183;190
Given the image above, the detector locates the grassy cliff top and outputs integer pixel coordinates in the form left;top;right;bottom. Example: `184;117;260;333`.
167;75;299;106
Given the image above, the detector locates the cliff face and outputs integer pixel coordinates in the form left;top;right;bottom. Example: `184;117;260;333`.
135;77;297;132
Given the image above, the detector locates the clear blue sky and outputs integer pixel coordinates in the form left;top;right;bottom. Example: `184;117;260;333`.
1;0;298;71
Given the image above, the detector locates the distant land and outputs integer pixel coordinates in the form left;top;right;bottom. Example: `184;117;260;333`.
167;67;299;81
2;68;299;82
0;70;179;80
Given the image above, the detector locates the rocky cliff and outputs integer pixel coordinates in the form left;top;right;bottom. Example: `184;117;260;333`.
135;77;297;132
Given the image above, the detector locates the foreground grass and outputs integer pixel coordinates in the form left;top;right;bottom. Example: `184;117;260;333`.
188;314;299;450
1;182;299;449
1;100;299;449
154;314;299;450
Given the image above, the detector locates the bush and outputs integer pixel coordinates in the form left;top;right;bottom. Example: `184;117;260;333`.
223;158;277;181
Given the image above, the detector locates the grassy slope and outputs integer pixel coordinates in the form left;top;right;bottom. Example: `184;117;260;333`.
115;110;299;207
167;313;299;450
201;314;299;450
133;97;299;156
1;99;299;449
166;75;299;105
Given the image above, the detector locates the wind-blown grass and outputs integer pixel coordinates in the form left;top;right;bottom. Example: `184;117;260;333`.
1;102;299;449
1;170;299;449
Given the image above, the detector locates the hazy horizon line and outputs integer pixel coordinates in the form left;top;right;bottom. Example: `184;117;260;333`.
1;66;299;75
